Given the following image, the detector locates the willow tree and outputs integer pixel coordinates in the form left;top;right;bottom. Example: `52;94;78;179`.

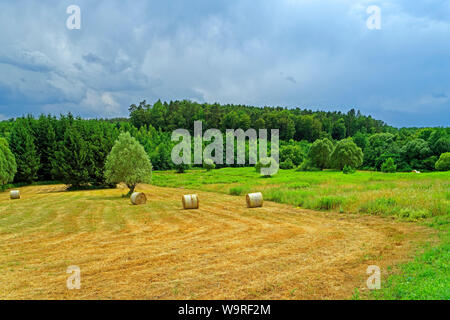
104;132;152;196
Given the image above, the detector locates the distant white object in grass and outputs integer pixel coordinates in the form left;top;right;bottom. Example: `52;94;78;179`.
182;194;199;210
10;190;20;200
130;192;147;205
412;170;421;174
246;192;263;208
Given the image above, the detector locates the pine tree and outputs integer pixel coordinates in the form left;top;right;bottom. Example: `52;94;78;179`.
9;119;40;183
0;138;17;189
36;115;57;180
52;123;90;188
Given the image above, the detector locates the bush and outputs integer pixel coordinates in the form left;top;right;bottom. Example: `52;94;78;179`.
280;158;294;169
175;163;190;173
203;158;216;171
343;165;356;174
255;157;278;176
435;153;450;171
381;158;397;173
296;159;320;172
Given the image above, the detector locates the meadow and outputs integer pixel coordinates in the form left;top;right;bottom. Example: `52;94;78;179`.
0;168;448;299
153;168;449;221
153;168;450;300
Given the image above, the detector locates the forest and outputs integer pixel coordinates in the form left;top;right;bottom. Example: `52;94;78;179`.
0;99;449;189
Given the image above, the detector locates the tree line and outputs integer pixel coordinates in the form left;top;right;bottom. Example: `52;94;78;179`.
0;101;449;189
0;114;171;189
128;100;391;142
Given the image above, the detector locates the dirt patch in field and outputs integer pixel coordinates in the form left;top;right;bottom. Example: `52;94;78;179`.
0;184;433;299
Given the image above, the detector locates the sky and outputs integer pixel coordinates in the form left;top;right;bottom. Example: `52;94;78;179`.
0;0;449;127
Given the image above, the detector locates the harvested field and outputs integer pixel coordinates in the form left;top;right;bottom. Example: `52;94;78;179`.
0;184;432;299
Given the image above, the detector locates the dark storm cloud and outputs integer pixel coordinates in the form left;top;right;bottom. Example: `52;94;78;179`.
0;0;449;126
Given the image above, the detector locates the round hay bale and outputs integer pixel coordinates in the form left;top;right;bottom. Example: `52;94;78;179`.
130;192;147;205
10;190;20;200
182;194;199;210
246;192;263;208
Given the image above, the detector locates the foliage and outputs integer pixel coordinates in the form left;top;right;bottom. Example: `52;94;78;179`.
175;163;190;173
331;118;346;140
0;108;448;187
0;138;17;189
363;133;397;170
34;115;57;181
435;153;450;171
129;101;389;141
280;143;304;166
381;157;397;173
331;138;363;170
297;159;320;172
342;165;356;174
255;157;278;176
280;158;294;170
307;138;333;170
8;118;40;183
52;122;91;188
104;132;153;195
203;158;216;171
352;131;367;150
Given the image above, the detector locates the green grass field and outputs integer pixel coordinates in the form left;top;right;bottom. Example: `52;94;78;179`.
153;168;449;220
1;168;448;299
153;168;450;299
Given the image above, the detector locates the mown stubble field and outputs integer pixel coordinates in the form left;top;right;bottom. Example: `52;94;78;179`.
0;180;435;300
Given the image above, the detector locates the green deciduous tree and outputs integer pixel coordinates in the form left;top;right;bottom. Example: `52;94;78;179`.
307;138;333;170
435;153;450;171
381;157;397;173
353;131;367;150
104;132;153;195
332;118;346;140
280;144;304;166
331;138;363;170
363;133;397;170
